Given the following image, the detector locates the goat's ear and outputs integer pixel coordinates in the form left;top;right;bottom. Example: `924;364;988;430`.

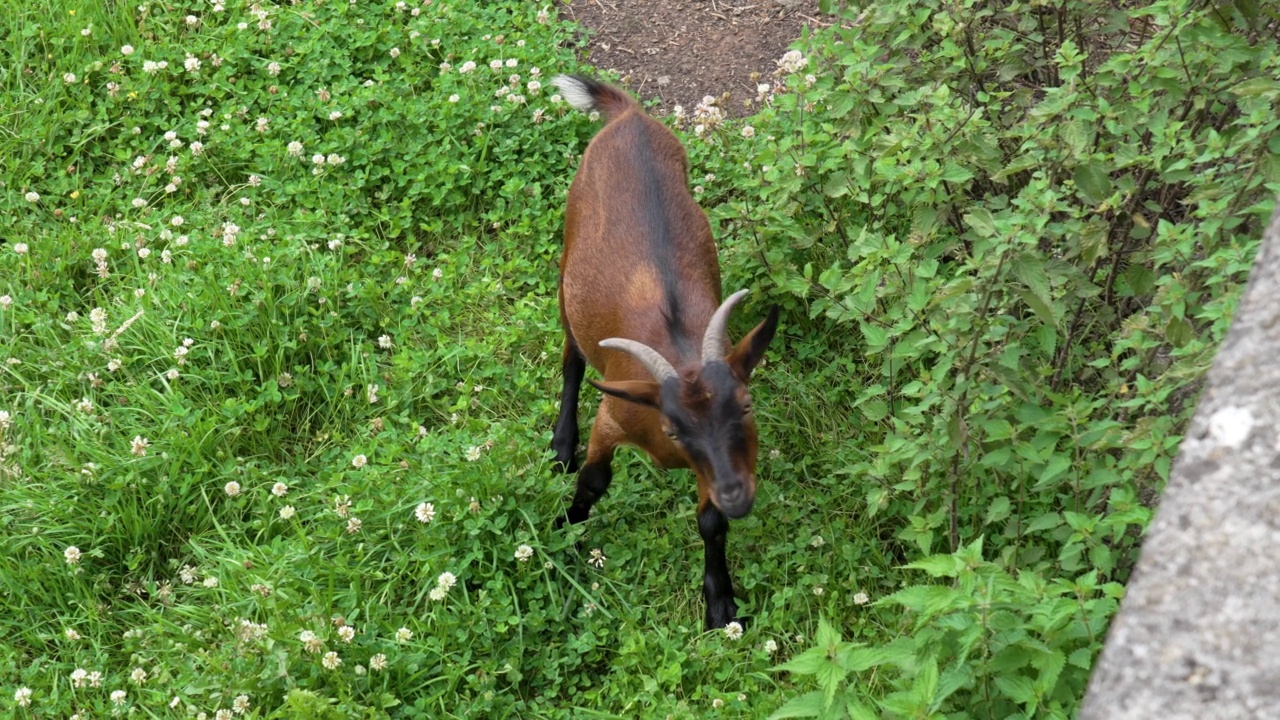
590;379;662;408
727;305;779;381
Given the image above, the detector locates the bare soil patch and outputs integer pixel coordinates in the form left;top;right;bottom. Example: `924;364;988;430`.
558;0;829;118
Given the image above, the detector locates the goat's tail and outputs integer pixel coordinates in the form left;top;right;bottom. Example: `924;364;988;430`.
551;75;637;122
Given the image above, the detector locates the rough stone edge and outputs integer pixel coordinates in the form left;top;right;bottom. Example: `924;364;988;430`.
1080;198;1280;719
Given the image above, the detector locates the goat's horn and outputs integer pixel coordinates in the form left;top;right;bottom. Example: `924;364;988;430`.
599;338;678;384
701;289;749;363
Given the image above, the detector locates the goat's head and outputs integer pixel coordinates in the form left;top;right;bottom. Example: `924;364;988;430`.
592;290;779;519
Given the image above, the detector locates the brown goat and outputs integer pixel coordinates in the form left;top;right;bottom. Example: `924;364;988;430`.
549;75;779;630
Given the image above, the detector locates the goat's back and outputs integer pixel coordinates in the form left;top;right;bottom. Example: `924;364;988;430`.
557;79;721;370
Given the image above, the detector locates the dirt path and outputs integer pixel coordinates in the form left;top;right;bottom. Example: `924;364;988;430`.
559;0;828;118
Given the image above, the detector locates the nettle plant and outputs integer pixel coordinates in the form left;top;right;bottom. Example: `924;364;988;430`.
684;0;1278;717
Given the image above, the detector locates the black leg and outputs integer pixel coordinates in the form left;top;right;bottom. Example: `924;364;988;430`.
551;342;585;473
698;502;738;629
557;458;613;528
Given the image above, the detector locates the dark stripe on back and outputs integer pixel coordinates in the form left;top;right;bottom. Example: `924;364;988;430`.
626;120;691;357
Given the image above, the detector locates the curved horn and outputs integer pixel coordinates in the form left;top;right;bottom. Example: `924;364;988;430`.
599;338;678;385
701;289;750;363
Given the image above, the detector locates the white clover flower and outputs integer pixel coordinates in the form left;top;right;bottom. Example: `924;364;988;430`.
299;629;323;652
185;14;199;26
0;295;11;309
352;453;367;468
224;481;241;497
328;110;343;121
449;93;460;103
110;689;127;706
233;695;250;714
190;140;204;155
131;197;147;208
723;621;744;640
428;586;447;601
505;58;517;68
184;55;201;73
14;687;32;707
130;667;147;685
279;505;296;519
389;47;400;58
131;435;150;456
813;586;824;596
203;576;218;588
337;625;355;643
268;61;281;76
271;482;288;497
255;117;269;133
322;652;341;669
588;548;606;569
414;502;435;523
71;668;89;686
810;535;825;548
312;153;325;165
395;627;413;643
515;544;533;562
24;191;39;203
370;653;388;671
437;571;457;590
346;517;362;533
489;59;503;71
777;50;808;73
764;639;778;654
741;125;755;138
137;247;151;259
121;44;135;55
459;60;476;73
65;546;82;565
854;591;870;605
288;140;303;156
64;72;77;84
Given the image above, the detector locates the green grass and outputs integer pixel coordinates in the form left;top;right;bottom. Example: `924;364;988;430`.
0;1;885;717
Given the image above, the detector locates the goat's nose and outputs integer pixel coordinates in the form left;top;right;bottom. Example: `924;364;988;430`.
717;484;753;519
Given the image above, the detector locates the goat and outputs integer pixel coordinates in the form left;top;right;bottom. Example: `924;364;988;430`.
548;75;779;630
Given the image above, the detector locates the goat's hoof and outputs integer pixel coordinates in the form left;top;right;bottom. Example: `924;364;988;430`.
705;603;742;631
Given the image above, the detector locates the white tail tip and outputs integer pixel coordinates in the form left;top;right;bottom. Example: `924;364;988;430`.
551;75;595;111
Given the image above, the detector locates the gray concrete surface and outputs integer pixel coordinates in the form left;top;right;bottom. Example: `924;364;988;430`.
1080;200;1280;719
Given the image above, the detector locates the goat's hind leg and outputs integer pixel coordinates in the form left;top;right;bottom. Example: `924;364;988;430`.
551;339;585;473
557;404;621;528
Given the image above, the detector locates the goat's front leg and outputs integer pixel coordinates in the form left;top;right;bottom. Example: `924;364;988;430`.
550;339;585;473
698;500;739;629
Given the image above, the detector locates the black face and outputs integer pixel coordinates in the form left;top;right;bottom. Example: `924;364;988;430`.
658;362;758;518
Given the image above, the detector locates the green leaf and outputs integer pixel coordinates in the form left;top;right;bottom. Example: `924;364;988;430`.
905;554;964;578
769;691;825;719
885;585;966;617
860;322;889;349
1230;77;1280;98
775;647;829;676
964;207;997;238
1073;162;1113;204
995;673;1037;704
984;496;1012;525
